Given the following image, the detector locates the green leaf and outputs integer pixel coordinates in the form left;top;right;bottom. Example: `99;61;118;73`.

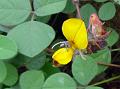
36;15;51;23
114;0;120;5
4;87;20;89
93;0;108;2
20;70;44;89
10;54;29;68
0;35;17;60
0;61;7;83
0;0;31;26
98;2;116;20
85;86;103;89
3;63;18;86
80;4;96;26
34;1;51;23
41;62;60;78
63;0;75;13
34;0;67;16
72;55;98;85
7;21;55;57
0;25;10;33
89;48;111;74
42;73;76;89
0;84;2;89
106;27;119;46
26;52;46;70
4;84;21;89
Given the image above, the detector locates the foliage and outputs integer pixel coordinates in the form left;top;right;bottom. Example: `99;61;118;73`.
0;0;119;89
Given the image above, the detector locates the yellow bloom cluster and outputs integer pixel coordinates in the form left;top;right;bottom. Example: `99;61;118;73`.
52;18;88;66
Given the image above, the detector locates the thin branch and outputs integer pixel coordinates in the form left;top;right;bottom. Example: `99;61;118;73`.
45;48;55;53
111;48;120;52
91;75;120;86
51;14;59;26
97;62;120;68
72;0;82;18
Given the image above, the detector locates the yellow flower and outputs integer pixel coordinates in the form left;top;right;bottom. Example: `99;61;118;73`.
62;18;88;49
52;18;88;66
52;48;74;65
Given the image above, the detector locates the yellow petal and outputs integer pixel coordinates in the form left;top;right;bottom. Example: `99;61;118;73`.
62;18;82;41
52;48;74;65
62;18;88;49
74;21;88;49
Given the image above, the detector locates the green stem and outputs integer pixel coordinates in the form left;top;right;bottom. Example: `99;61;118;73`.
31;11;35;21
111;48;120;52
91;75;120;86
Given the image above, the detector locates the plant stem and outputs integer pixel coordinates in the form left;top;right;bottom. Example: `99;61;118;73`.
111;48;120;52
75;2;81;18
91;75;120;86
97;62;120;68
51;14;59;26
72;0;81;18
31;11;35;21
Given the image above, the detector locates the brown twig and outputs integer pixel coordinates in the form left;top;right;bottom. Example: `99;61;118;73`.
97;62;120;68
72;0;82;18
45;48;55;53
